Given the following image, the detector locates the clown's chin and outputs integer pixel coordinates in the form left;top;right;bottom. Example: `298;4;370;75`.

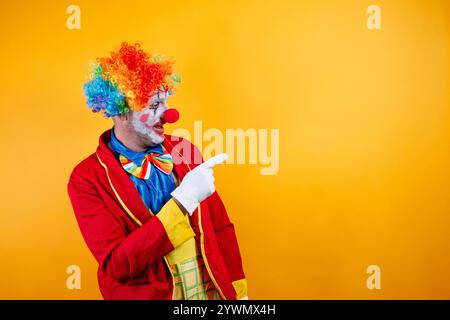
147;129;165;145
132;120;164;145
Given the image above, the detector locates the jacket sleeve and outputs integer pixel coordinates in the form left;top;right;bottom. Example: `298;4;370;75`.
67;169;195;284
207;191;248;299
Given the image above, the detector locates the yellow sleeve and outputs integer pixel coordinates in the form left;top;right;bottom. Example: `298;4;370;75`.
156;198;195;248
232;278;248;299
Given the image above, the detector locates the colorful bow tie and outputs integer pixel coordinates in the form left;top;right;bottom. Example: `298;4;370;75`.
119;150;173;179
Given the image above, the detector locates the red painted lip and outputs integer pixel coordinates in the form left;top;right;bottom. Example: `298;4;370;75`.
145;122;164;136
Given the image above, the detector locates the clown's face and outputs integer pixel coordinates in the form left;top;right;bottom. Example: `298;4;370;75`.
130;90;172;145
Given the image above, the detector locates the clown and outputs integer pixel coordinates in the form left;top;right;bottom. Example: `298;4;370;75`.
67;42;247;300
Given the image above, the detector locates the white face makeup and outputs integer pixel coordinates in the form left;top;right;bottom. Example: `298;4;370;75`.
131;90;172;145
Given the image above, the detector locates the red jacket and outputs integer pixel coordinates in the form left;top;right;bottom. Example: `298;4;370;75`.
67;129;247;300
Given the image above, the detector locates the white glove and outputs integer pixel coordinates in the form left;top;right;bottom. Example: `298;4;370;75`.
171;153;228;216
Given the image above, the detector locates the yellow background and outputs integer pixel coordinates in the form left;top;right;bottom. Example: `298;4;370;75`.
0;0;449;299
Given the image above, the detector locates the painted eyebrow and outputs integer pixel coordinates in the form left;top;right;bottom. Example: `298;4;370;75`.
150;92;170;104
150;98;165;104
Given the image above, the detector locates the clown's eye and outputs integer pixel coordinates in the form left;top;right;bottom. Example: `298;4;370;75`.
151;102;161;109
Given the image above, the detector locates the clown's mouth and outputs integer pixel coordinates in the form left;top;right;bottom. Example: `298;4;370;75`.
146;122;164;136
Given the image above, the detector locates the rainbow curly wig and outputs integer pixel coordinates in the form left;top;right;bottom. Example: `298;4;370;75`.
83;42;181;117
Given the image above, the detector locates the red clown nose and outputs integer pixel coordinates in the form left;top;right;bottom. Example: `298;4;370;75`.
162;108;180;124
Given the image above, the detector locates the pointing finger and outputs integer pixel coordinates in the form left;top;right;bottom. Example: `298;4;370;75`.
201;153;228;169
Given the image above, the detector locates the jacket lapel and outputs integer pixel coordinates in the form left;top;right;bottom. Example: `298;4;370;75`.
162;135;191;179
96;129;151;225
